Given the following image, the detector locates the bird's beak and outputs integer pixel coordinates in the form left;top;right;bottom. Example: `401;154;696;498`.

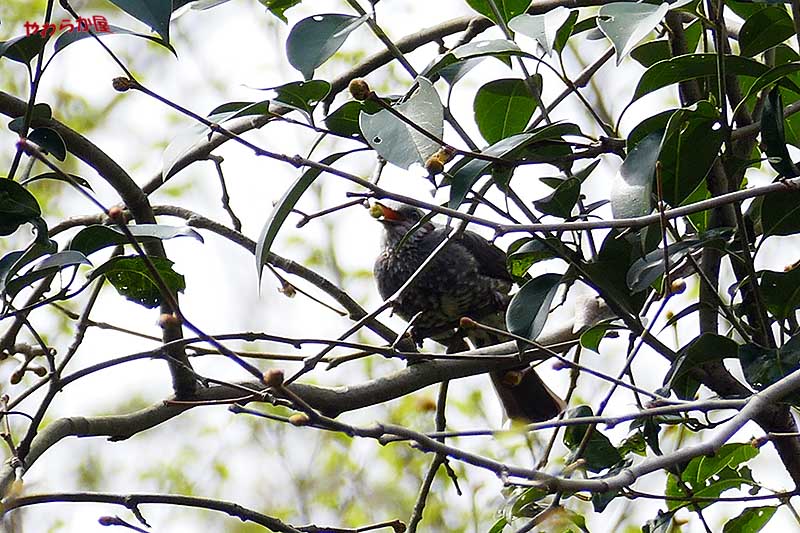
369;202;403;222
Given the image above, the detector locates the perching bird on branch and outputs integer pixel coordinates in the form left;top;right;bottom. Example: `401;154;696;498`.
371;201;564;423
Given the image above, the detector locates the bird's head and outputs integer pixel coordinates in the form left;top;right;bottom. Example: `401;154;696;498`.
370;201;432;246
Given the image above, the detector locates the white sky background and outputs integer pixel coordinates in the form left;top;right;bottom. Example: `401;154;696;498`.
0;0;799;531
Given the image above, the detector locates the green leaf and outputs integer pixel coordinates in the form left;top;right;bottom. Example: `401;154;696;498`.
723;506;777;533
286;13;368;79
597;2;670;65
533;177;580;218
626;227;733;292
0;240;57;296
580;322;619;352
258;0;301;23
448;133;532;208
506;237;559;279
3;250;91;301
69;224;204;256
760;186;800;236
631;54;787;104
264;80;330;122
0;34;48;65
8;103;52;134
0;178;42;236
610;131;661;219
581;229;647;316
739;6;794;57
739;334;800;395
256;152;350;283
473;77;540;144
667;333;739;399
563;405;623;473
90;255;185;309
325;100;381;138
422;39;524;80
19;172;92;190
631;39;671;68
508;7;571;56
488;517;508;533
467;0;531;25
108;0;172;43
506;273;561;341
734;62;800;119
762;87;799;178
28;127;67;161
760;268;800;320
54;23;176;56
359;77;443;170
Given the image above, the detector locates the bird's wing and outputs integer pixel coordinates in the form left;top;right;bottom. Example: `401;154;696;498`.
457;230;512;283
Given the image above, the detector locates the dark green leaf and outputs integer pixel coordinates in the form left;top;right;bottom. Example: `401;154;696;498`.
631;39;671;68
467;0;531;25
258;0;301;23
722;506;777;533
643;510;675;533
579;322;619;352
739;334;800;394
562;405;623;473
325;100;381;138
553;10;579;55
108;0;172;42
473;77;540;144
759;268;800;320
90;255;185;309
54;23;176;55
28;127;67;161
626;228;733;292
597;1;670;65
3;250;91;300
582;230;647;316
739;6;794;57
506;273;561;341
760;186;800;236
286;13;368;79
69;224;204;257
762;87;799;177
8;103;52;134
507;7;571;55
0;34;48;65
0;240;57;295
533;177;580;218
265;80;331;122
667;333;739;400
488;518;507;533
0;178;42;235
506;237;559;279
422;39;524;80
256;152;350;283
360;78;443;169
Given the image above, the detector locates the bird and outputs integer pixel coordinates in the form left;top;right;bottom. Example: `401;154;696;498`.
371;201;564;423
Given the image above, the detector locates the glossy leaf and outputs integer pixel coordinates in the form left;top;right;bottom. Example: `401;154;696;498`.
473;77;539;144
467;0;531;25
28;127;67;161
580;322;618;352
422;39;524;80
739;6;794;57
0;240;57;296
360;78;443;169
597;2;670;65
3;250;91;301
533;177;580;218
508;7;571;56
723;506;777;533
90;255;185;309
667;333;738;399
506;237;559;279
256;152;350;283
611;131;661;219
0;34;48;65
762;88;799;178
258;0;301;23
262;80;330;122
8;103;52;134
563;405;623;473
0;178;42;236
69;224;204;257
739;334;800;393
582;230;647;316
506;272;561;341
108;0;172;43
54;24;176;55
286;13;368;79
759;268;800;320
325;100;381;138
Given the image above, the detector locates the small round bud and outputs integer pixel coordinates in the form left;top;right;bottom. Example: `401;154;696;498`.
31;365;48;377
459;317;477;329
424;156;444;176
98;516;118;526
665;310;675;321
670;279;686;294
107;206;125;222
288;413;311;426
158;313;181;329
349;78;371;101
9;370;23;385
263;368;285;387
111;77;135;92
500;370;523;387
